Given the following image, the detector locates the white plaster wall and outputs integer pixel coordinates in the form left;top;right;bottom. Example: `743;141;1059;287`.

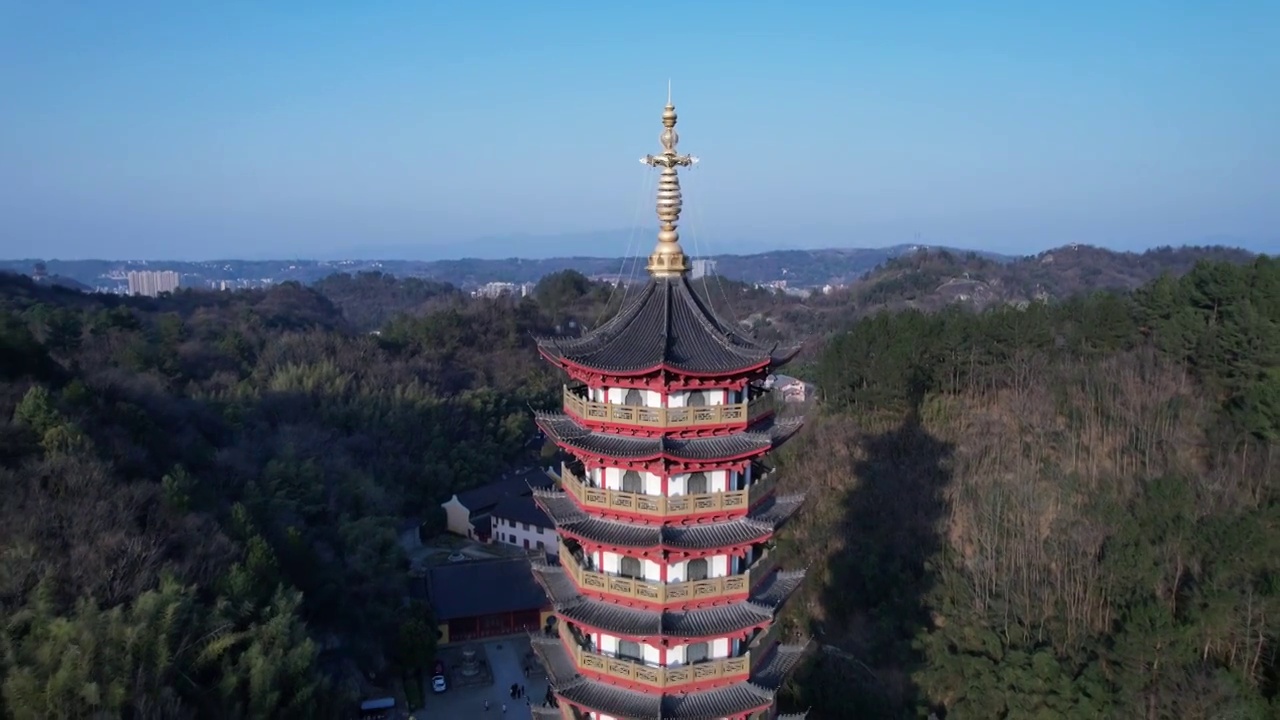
603;387;663;407
597;633;661;665
668;469;731;495
667;637;733;665
492;516;556;555
587;386;756;408
665;554;730;583
601;466;661;495
666;389;729;408
441;498;473;537
601;552;664;582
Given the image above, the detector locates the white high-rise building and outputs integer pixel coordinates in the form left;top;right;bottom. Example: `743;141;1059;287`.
127;270;180;297
690;258;718;279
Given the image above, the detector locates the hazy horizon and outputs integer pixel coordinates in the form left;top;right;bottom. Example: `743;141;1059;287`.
3;2;1278;260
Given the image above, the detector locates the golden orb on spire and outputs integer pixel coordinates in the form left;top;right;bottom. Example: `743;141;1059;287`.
642;90;697;277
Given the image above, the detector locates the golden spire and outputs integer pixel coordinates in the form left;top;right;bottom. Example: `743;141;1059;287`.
641;85;698;277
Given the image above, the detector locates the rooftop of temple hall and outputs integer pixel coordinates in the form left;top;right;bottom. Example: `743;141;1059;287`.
535;274;802;376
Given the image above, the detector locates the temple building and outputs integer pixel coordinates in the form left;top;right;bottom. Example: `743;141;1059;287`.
528;97;812;720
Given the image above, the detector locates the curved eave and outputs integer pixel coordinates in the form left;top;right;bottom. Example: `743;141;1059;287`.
530;633;810;720
554;354;774;380
555;524;777;556
532;566;807;643
562;691;774;720
534;412;803;465
533;491;806;556
555;610;770;648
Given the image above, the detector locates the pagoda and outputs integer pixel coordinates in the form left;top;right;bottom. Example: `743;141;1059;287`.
527;96;812;720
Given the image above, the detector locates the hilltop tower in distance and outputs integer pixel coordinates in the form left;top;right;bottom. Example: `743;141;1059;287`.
528;96;812;720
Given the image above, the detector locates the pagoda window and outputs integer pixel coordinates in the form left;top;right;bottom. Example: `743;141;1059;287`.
687;558;709;582
619;556;642;580
623;388;644;406
686;641;709;664
622;470;643;493
687;390;708;407
617;639;643;663
687;472;709;495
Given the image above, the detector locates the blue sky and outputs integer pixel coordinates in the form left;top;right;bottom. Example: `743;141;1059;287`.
1;1;1277;260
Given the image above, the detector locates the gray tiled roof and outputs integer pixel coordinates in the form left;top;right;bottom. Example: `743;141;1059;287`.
536;412;804;461
491;494;554;529
425;556;549;621
531;557;806;638
536;275;801;376
529;633;812;720
451;468;556;515
533;490;806;551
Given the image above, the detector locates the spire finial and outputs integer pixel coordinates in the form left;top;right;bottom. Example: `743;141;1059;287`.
641;86;697;277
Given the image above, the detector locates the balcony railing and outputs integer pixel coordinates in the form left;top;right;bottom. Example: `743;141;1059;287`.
558;538;778;605
558;465;776;519
562;387;772;430
564;636;751;689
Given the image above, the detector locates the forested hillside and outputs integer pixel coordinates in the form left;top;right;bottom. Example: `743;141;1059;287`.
839;244;1255;315
0;251;1275;719
0;276;559;718
778;256;1280;718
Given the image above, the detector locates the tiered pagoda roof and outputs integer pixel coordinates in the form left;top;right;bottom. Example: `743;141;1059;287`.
536;274;801;376
532;555;806;639
534;412;803;461
532;633;811;720
533;489;805;551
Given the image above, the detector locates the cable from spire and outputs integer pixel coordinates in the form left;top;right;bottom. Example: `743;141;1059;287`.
640;88;698;277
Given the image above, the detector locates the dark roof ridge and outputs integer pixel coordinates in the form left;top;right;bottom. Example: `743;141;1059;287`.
674;276;780;358
535;276;801;376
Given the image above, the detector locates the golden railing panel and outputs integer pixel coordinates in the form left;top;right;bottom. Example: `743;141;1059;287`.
558;465;774;520
557;539;777;605
565;638;753;690
562;387;772;430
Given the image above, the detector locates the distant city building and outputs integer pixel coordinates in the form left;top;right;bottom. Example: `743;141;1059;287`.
471;281;535;299
127;270;180;297
690;257;718;279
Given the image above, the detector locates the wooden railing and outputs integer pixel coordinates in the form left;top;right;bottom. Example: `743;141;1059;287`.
562;387;772;429
558;538;778;604
564;636;750;689
558;465;776;519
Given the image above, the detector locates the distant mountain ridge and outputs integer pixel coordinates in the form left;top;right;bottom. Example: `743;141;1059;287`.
0;243;1260;294
0;244;1012;292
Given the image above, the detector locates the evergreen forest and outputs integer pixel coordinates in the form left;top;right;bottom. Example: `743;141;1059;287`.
0;252;1277;719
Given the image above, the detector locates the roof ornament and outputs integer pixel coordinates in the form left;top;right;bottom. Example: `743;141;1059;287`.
640;83;698;277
